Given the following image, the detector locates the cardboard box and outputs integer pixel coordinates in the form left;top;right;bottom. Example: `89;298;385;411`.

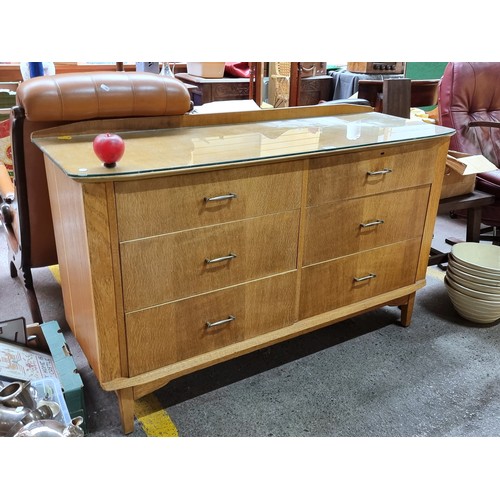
440;150;497;199
187;62;225;78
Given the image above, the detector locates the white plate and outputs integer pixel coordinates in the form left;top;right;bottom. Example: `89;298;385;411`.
446;268;500;295
447;259;500;286
445;276;500;302
445;278;500;309
451;242;500;273
445;282;500;323
452;307;500;324
448;254;500;279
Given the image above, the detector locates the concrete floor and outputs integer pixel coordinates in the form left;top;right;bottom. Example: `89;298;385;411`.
1;213;500;440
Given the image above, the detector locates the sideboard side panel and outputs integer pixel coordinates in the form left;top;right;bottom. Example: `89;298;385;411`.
45;163;123;383
414;136;451;281
45;163;101;377
81;182;124;382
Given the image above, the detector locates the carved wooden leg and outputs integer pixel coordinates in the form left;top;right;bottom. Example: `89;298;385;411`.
117;387;136;434
5;228;19;278
4;225;43;323
9;259;17;278
399;292;416;327
21;266;43;324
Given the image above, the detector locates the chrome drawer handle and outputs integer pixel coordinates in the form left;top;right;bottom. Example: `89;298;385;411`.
366;168;392;176
360;219;385;228
205;253;237;264
204;193;237;202
206;315;236;328
353;273;377;282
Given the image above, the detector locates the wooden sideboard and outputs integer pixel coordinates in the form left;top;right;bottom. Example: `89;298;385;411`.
33;104;454;433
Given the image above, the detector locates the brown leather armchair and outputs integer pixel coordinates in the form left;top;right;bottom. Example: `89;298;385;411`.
4;71;192;323
438;62;500;244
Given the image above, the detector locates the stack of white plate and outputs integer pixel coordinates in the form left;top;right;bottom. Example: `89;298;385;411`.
444;242;500;324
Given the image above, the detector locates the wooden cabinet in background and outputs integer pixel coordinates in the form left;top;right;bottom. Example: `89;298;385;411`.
176;70;333;107
175;73;251;105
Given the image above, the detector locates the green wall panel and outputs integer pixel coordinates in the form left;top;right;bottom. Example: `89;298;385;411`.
405;62;448;80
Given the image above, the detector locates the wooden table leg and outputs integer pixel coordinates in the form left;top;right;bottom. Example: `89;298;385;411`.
445;206;484;247
466;206;483;242
430;191;494;266
117;387;136;435
399;292;416;327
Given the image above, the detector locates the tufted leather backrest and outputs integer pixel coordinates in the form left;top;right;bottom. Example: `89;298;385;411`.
438;62;500;167
11;71;192;269
16;71;192;121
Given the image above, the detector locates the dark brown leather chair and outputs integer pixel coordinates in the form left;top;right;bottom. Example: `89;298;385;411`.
3;71;192;323
438;62;500;244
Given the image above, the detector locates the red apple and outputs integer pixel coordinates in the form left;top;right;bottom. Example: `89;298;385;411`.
93;133;125;168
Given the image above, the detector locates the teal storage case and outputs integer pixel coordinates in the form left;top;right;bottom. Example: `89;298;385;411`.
34;321;87;433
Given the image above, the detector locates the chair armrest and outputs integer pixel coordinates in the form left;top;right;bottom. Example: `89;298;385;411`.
469;120;500;128
0;162;14;203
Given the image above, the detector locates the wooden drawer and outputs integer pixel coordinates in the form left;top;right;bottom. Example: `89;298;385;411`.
125;271;297;376
307;141;439;206
303;185;430;265
120;211;300;312
115;161;303;241
299;238;421;319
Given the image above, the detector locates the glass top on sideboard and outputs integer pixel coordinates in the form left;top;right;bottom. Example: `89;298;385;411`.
33;111;455;180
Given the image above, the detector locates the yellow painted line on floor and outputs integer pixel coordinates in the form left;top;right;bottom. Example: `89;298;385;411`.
49;264;177;437
49;264;61;284
427;266;446;281
135;394;179;437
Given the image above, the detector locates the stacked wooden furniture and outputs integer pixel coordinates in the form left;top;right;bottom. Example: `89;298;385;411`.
175;73;252;105
33;104;454;433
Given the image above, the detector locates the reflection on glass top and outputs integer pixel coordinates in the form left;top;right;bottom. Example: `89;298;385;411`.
33;112;455;179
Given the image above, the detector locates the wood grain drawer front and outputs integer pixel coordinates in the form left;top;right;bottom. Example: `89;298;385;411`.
115;161;303;241
299;238;421;319
307;142;439;206
303;185;430;265
120;211;300;312
126;272;297;376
